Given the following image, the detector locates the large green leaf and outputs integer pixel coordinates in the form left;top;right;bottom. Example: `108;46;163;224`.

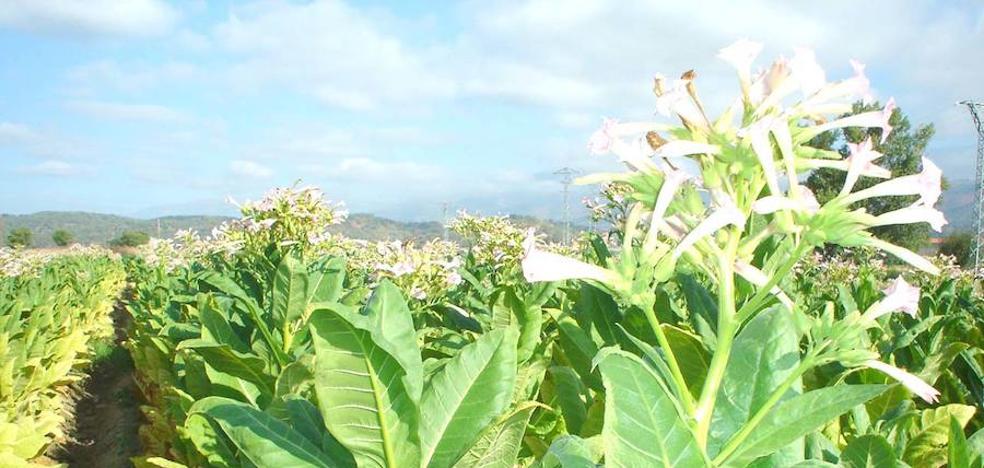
178;339;275;397
596;348;705;468
539;435;602;468
273;254;309;323
364;281;424;402
548;366;588;435
723;385;888;467
841;434;898;468
188;397;337;468
709;306;801;458
903;404;976;468
452;402;537;468
661;324;709;395
308;257;347;303
419;328;519;468
309;299;421;468
950;416;971;468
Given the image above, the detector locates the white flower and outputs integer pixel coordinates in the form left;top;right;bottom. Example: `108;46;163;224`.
655;78;709;130
871;205;948;233
789;48;826;96
673;194;745;259
866;237;940;275
804;98;896;143
445;271;463;287
840;138;886;196
742;116;782;195
753;186;820;215
863;276;920;320
844;157;943;207
798;59;872;115
718;39;763;93
587;118;619;154
864;360;940;403
521;230;617;284
644;166;692;250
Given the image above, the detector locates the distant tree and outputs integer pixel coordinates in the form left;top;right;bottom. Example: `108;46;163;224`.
7;228;32;248
939;231;974;267
110;230;150;247
52;229;74;246
805;101;941;252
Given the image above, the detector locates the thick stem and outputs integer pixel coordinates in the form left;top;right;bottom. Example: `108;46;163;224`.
712;357;816;465
694;233;739;448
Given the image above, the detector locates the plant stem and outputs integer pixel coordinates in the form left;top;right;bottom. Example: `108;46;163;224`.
736;241;810;323
712;357;816;465
694;233;739;448
641;300;697;417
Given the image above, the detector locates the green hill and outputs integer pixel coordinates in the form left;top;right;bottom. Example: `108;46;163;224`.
0;211;581;248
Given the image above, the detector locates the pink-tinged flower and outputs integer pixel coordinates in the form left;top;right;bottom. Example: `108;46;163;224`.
654;140;721;158
840;138;885;196
863;276;920;320
673;194;745;259
847;60;873;103
871;205;948;232
843;158;943;207
866;237;940;275
644;166;691;249
864;360;940;403
803;98;897;143
734;261;795;310
789;48;826;96
521;230;617;284
587;118;619;154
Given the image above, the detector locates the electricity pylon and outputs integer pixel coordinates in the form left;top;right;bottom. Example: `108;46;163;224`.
960;101;984;273
554;167;580;244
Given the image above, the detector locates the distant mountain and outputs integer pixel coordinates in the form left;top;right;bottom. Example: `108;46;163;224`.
0;211;582;248
941;179;976;233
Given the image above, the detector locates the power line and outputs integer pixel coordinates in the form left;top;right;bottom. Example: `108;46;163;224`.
959;101;984;273
554;167;580;244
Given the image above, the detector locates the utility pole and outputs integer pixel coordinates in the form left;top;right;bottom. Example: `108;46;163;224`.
441;202;450;241
554;167;580;245
960;101;984;273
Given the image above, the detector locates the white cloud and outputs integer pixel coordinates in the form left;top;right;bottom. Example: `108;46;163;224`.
230;159;274;179
0;0;178;38
18;159;80;176
66;100;187;122
66;60;199;94
0;122;38;143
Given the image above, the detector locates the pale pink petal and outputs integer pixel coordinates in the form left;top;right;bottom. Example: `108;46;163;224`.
864;360;939;403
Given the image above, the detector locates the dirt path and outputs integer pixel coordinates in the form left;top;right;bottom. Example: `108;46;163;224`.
48;304;142;468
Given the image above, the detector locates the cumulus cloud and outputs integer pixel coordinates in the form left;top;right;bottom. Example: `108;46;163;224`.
0;0;178;38
230;159;274;179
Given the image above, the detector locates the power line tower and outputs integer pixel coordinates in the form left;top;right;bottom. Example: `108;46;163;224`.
441;201;450;241
554;167;580;244
960;101;984;273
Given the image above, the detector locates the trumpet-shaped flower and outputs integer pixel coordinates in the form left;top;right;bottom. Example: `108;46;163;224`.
844;158;943;207
587;118;619;154
866;237;940;275
742;116;782;195
804;98;896;143
789;48;826;96
863;360;940;403
718;39;763;92
521;230;617;284
872;205;948;232
644;166;692;249
673;194;745;259
863;276;920;320
840;138;885;196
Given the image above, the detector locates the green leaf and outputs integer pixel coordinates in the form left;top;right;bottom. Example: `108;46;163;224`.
661;324;709;396
178;339;275;397
548;366;588;435
419;328;519;468
283;396;355;467
453;402;537;468
273;254;309;323
308;257;347;303
188;397;337;468
903;404;976;468
539;435;602;468
842;435;898;468
364;281;424;402
183;413;237;468
968;427;984;468
724;385;888;467
710;305;801;458
596;348;704;467
950;416;971;468
309;301;421;468
554;313;601;391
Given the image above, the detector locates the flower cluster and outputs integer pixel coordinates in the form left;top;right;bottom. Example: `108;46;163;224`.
223;184;348;254
449;212;527;272
522;41;948;409
0;244;119;278
366;239;463;303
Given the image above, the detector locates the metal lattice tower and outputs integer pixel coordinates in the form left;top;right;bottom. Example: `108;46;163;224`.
554;167;580;244
960;101;984;272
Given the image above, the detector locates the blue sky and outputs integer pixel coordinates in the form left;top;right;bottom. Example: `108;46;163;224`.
0;0;981;221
